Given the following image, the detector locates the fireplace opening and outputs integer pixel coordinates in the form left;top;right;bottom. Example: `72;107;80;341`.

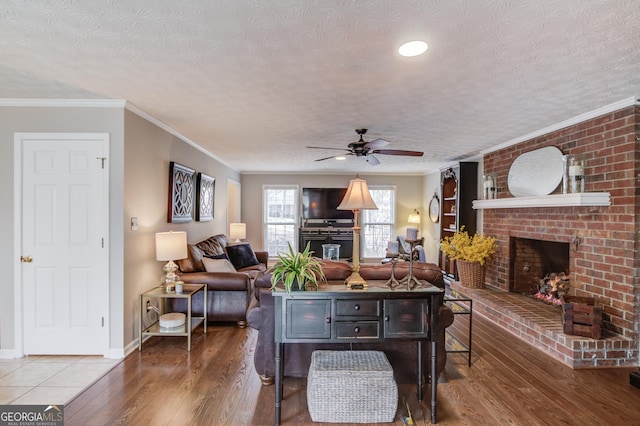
510;237;569;294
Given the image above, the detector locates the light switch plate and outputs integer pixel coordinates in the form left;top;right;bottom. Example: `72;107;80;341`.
131;217;138;231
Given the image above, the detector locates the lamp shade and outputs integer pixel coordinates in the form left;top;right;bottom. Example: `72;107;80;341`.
229;223;247;241
408;210;421;224
155;231;188;261
337;176;378;210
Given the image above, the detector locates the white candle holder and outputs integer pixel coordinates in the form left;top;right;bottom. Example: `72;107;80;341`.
483;173;497;199
563;154;586;193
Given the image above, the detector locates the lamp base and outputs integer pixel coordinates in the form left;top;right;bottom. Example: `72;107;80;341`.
161;260;180;293
344;271;368;290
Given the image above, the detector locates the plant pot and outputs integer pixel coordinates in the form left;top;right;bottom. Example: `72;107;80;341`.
457;260;485;288
291;277;304;291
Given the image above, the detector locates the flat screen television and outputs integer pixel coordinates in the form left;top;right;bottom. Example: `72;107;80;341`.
302;188;353;220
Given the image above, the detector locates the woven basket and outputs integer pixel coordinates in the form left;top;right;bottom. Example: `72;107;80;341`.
457;260;485;288
307;350;397;423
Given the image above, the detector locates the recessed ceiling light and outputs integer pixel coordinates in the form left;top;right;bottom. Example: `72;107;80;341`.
398;40;428;57
336;156;346;160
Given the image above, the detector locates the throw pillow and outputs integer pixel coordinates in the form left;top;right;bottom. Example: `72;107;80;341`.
202;258;237;273
226;243;260;270
205;252;230;260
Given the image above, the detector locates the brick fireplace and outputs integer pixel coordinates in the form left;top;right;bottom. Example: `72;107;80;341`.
472;103;639;368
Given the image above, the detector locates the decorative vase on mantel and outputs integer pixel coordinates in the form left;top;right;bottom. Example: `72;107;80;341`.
457;260;486;289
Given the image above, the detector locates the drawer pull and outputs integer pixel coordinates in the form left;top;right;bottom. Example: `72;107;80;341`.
354;327;360;333
384;315;390;322
354;304;360;310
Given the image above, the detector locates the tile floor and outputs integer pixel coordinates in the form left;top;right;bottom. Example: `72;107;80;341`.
0;355;120;405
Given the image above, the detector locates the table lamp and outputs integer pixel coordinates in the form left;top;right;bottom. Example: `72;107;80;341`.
337;175;378;289
155;231;188;292
229;223;246;243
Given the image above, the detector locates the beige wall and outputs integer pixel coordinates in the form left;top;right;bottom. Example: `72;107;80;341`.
421;171;442;264
240;173;425;256
123;110;240;348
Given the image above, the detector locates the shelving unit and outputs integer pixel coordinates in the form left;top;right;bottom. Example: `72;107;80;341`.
438;162;478;280
444;295;473;367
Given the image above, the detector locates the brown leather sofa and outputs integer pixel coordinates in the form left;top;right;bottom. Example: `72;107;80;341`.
171;234;268;327
246;260;455;385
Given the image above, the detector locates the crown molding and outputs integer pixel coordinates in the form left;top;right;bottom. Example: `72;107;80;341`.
0;98;126;108
123;101;239;173
481;96;640;155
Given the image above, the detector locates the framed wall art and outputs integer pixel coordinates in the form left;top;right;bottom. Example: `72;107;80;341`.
196;172;215;222
168;161;195;223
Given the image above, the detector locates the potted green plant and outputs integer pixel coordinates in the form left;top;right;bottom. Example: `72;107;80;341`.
269;242;326;292
440;226;497;288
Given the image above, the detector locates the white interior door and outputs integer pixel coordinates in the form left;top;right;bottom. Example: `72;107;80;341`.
18;133;109;355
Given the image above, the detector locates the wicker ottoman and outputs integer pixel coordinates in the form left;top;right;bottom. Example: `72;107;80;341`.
307;350;398;423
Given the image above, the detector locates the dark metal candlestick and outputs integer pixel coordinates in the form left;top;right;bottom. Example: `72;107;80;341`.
400;239;427;290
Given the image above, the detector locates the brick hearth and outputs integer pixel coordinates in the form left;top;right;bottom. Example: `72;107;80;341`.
449;281;638;368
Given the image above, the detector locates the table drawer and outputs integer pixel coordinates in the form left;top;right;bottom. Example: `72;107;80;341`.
335;321;380;339
335;299;380;317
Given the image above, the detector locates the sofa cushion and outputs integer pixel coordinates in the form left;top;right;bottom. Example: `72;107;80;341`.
226;243;260;270
319;260;352;280
195;235;228;257
203;257;237;273
177;244;206;273
359;262;444;288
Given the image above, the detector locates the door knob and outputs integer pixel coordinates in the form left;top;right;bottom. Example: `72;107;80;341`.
20;255;33;263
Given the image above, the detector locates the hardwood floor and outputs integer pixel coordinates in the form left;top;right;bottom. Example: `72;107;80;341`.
64;314;640;425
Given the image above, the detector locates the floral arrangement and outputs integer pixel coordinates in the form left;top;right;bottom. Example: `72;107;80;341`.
440;227;497;265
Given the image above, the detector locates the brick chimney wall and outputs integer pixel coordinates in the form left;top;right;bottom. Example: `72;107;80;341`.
482;105;639;338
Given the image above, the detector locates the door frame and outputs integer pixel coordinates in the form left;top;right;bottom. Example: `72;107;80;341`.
13;132;111;357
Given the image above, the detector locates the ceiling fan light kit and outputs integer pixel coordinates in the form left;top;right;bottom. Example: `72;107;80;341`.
307;129;424;165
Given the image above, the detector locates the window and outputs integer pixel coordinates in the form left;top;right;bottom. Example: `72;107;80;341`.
263;185;298;256
361;186;395;258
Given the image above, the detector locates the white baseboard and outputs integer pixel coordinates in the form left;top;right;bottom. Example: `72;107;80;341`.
123;339;140;358
0;349;20;359
107;347;126;359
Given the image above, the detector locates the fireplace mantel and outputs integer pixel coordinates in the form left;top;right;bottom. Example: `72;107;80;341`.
472;192;611;209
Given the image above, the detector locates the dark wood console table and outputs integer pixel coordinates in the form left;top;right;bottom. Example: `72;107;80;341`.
273;281;444;425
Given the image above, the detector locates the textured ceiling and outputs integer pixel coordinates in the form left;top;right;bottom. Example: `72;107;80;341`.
1;1;639;174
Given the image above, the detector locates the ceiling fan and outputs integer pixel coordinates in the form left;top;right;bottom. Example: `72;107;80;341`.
307;129;424;165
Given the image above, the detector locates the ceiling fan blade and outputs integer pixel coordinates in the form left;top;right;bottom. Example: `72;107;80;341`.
307;146;350;151
314;155;339;162
365;138;390;150
366;154;380;166
373;149;424;157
